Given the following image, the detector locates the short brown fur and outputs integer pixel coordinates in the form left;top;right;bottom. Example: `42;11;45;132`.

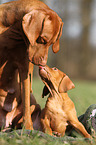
39;65;91;138
0;0;63;129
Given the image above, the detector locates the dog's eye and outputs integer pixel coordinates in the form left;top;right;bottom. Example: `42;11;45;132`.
52;67;57;71
36;36;47;44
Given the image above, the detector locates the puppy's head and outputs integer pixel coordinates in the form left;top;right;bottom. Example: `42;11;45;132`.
39;65;75;98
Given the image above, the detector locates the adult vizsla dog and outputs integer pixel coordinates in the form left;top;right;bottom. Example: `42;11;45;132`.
39;65;91;138
0;0;63;129
11;93;42;131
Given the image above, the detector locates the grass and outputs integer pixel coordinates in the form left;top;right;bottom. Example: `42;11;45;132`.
68;79;96;116
0;77;96;145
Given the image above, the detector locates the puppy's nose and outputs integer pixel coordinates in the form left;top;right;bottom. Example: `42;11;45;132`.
39;66;43;69
39;66;45;70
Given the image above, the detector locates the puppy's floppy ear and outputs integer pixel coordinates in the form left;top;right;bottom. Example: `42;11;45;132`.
22;10;45;46
42;85;50;98
58;75;75;93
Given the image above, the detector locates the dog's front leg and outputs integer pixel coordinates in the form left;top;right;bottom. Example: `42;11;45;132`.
41;116;52;135
23;74;33;130
29;62;34;93
20;62;33;130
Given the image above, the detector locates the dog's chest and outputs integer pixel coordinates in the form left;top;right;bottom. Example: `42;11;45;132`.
46;96;67;119
45;96;68;132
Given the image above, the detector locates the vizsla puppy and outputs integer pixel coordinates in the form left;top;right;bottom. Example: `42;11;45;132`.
39;65;91;138
0;0;63;129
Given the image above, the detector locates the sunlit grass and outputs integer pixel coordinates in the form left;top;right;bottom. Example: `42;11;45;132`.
68;79;96;116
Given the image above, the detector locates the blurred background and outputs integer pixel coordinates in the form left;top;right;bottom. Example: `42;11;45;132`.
0;0;96;115
42;0;96;80
0;0;96;80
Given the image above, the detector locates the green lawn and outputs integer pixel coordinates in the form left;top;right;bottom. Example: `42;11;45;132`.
0;78;96;145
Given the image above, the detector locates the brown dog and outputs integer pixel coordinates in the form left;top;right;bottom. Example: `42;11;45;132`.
39;65;91;138
0;62;20;129
0;61;41;130
11;93;42;131
0;0;63;129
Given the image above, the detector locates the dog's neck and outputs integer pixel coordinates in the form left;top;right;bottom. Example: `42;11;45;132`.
48;83;60;97
45;88;68;110
0;0;48;28
48;86;68;100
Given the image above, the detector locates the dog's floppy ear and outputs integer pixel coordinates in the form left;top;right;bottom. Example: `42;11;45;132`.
22;10;45;46
42;85;50;98
52;22;63;53
52;39;60;53
58;75;75;93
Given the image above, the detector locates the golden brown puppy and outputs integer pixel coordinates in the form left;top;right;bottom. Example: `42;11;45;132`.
39;65;91;138
0;0;63;129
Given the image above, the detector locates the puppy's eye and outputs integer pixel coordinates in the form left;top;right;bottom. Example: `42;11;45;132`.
36;36;47;44
52;67;57;71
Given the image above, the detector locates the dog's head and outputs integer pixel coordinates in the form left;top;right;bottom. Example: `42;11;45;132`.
39;65;75;98
22;8;63;66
